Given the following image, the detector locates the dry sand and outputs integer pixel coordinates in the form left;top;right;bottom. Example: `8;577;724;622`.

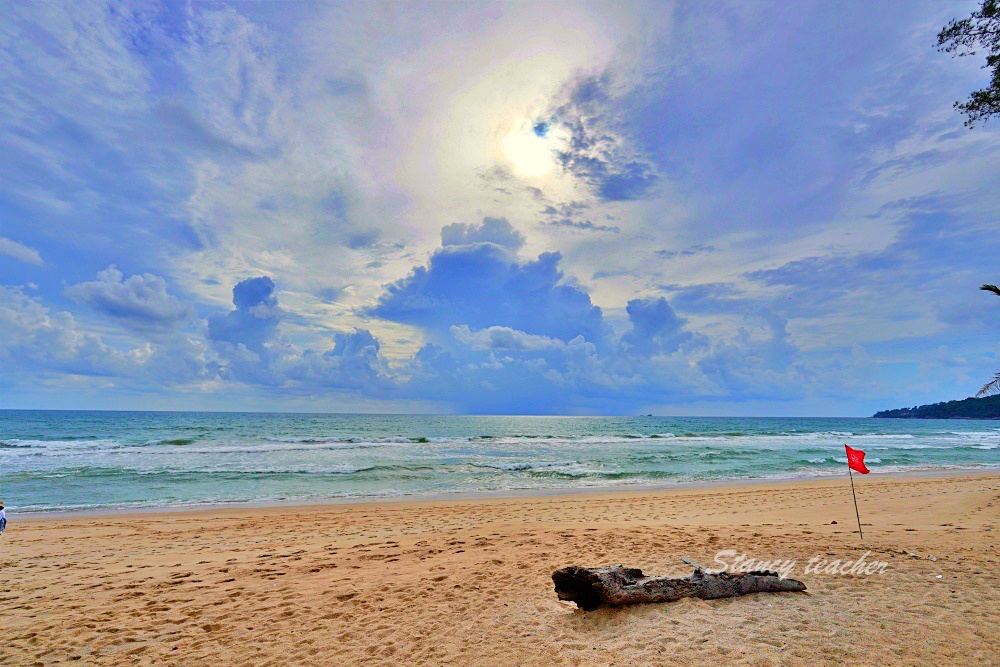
3;472;998;666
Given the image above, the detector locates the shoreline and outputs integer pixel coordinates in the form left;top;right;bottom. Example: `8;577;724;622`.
16;466;999;520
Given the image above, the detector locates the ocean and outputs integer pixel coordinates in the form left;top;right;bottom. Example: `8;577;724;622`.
1;410;997;513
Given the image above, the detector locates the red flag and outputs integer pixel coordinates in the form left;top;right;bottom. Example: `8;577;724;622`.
845;444;870;474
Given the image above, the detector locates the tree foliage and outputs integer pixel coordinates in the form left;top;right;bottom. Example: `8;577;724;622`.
938;0;1000;126
979;372;1000;397
978;284;1000;396
936;5;999;394
873;394;1000;419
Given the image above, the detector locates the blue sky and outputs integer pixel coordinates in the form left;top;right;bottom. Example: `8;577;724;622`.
1;0;998;415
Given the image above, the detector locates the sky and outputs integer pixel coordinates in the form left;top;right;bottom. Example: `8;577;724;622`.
1;0;998;416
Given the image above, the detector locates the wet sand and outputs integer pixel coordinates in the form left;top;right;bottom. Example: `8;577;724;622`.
3;472;998;665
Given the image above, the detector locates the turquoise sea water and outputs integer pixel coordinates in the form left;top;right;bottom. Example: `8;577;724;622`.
1;410;997;512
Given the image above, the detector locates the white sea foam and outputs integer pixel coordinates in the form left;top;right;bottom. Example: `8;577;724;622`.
6;413;1000;513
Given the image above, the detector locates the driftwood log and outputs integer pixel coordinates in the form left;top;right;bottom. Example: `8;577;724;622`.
552;565;807;610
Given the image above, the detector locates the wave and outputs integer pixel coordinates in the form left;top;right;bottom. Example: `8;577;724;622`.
2;463;445;481
0;438;124;450
0;441;33;449
7;460;999;513
3;436;994;462
263;436;433;444
834;456;883;464
946;430;1000;435
8;429;979;458
695;449;759;459
470;460;576;472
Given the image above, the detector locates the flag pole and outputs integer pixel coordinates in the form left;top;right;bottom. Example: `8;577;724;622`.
847;463;863;543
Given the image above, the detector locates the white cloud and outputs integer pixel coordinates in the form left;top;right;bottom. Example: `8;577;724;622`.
168;1;665;347
0;236;43;265
2;1;998;413
0;285;133;376
65;266;194;331
450;325;565;352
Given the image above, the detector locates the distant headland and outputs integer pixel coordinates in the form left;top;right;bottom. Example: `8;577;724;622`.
873;395;1000;420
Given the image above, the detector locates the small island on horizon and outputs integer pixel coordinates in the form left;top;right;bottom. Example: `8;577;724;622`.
873;394;1000;420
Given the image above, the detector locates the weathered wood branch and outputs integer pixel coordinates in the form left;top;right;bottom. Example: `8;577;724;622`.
552;565;806;611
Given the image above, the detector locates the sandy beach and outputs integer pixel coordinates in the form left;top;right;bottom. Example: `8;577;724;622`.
3;472;998;666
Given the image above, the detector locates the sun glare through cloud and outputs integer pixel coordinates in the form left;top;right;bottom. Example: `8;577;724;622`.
500;119;566;178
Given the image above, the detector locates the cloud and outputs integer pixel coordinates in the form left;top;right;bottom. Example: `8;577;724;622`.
659;282;753;316
544;218;620;234
177;6;281;153
208;275;392;391
620;297;698;356
316;286;342;303
281;329;391;392
0;285;130;376
656;244;717;259
441;216;525;250
551;74;659;201
372;227;816;412
450;325;565;352
371;239;611;349
3;1;998;414
65;266;194;331
742;197;1000;332
0;284;210;384
697;311;802;397
207;276;281;358
0;237;43;265
0;225;911;413
346;230;381;249
538;200;619;233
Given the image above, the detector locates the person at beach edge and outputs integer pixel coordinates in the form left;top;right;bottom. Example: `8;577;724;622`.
0;500;6;536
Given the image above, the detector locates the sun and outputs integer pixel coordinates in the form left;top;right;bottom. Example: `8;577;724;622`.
501;121;562;178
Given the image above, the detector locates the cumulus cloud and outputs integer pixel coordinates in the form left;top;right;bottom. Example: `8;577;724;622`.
0;285;210;384
206;276;284;385
441;216;525;250
450;325;565;352
371;241;611;349
0;237;43;265
698;311;802;397
0;285;130;376
208;275;391;391
65;266;194;331
620;297;698;356
0;232;872;412
373;226;814;412
284;329;391;392
4;1;997;414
